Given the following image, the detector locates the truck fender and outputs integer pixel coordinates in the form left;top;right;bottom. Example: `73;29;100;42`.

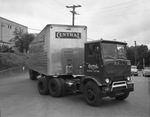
80;77;102;92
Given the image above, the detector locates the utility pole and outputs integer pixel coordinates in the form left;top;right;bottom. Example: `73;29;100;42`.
134;41;137;66
0;22;3;52
143;58;145;69
66;5;81;26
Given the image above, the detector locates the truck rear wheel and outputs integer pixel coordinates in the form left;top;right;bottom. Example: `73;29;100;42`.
48;78;62;97
38;78;49;95
29;69;38;80
83;81;101;106
115;92;129;100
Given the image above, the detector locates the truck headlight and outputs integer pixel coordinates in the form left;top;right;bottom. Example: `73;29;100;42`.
79;65;83;69
105;78;110;84
127;76;131;81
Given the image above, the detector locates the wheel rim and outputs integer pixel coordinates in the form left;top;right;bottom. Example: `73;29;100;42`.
86;88;96;102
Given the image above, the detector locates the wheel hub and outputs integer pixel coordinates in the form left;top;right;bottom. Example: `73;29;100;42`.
87;89;95;101
51;83;56;92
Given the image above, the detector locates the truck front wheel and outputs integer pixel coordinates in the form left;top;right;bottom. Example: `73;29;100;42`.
48;78;62;97
38;78;49;95
115;92;129;100
83;81;101;106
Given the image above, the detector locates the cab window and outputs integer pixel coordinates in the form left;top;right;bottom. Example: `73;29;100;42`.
87;43;100;57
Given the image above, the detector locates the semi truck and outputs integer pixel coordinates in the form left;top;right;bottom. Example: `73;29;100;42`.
28;24;134;106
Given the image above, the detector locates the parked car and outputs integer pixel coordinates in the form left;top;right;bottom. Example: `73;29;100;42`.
142;67;150;77
131;65;138;76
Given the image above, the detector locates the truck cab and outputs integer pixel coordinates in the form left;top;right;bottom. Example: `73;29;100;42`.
82;39;134;106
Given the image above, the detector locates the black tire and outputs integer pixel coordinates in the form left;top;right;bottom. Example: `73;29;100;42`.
59;78;66;96
83;81;101;106
115;92;129;100
38;78;49;95
48;78;62;97
29;69;38;80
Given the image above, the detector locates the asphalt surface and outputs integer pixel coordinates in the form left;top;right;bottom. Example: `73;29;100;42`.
0;71;150;117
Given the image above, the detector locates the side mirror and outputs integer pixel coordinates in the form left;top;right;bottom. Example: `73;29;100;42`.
94;45;100;61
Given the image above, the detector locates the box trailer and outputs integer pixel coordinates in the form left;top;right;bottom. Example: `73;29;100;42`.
28;24;134;106
29;24;87;76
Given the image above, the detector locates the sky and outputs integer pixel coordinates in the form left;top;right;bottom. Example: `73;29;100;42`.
0;0;150;48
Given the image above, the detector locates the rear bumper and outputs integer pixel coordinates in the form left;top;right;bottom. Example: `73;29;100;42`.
101;82;134;97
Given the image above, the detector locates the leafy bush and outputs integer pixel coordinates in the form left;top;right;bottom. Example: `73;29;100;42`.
0;53;28;71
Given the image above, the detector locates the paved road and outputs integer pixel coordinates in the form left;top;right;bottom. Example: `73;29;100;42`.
0;72;150;117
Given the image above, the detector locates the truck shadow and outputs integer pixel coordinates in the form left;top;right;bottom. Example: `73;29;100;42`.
99;98;128;107
62;93;128;107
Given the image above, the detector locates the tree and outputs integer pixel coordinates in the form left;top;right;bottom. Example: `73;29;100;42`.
144;51;150;66
10;28;35;53
127;46;135;65
126;45;150;69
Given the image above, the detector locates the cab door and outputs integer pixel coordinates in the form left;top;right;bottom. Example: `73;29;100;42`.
84;42;103;77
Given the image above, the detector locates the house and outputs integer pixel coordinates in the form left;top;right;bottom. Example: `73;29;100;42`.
0;16;28;44
0;17;28;52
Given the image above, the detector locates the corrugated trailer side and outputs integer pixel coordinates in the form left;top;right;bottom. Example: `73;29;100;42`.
29;25;50;75
29;24;87;76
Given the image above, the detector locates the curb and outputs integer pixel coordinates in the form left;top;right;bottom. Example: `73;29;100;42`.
0;66;24;72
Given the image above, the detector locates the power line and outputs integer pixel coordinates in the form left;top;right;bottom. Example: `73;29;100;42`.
52;0;66;6
79;3;138;17
36;0;68;17
76;7;150;22
76;0;150;20
80;0;138;13
28;28;41;31
80;0;149;15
